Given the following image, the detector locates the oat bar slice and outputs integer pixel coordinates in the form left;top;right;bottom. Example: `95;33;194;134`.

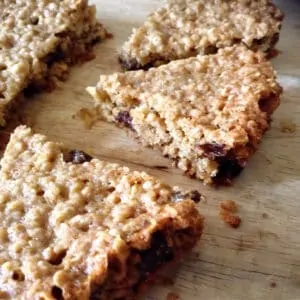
119;0;283;70
0;126;203;300
87;46;282;185
0;0;109;126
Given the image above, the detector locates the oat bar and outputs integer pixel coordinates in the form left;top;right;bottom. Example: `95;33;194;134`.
119;0;283;70
87;46;282;185
0;126;203;299
0;0;109;126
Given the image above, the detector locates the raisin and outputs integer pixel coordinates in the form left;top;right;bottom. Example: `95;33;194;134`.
188;190;201;203
51;286;64;300
197;143;227;160
139;232;174;278
213;158;245;185
115;111;133;129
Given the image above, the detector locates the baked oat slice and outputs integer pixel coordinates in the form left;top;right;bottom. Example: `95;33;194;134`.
119;0;283;70
87;45;282;185
0;126;203;300
0;0;110;127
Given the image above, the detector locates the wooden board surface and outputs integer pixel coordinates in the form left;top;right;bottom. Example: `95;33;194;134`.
16;1;300;299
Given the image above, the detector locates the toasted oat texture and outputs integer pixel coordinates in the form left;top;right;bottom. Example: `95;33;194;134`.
87;46;282;185
0;126;203;300
119;0;283;70
0;0;109;126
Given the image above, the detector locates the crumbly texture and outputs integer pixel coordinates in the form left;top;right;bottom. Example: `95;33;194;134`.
219;200;241;228
219;211;242;229
119;0;283;70
0;126;203;300
0;0;109;126
220;200;238;213
87;46;282;185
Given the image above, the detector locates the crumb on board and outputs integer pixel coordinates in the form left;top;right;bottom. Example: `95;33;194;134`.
280;120;297;133
270;282;277;288
73;108;98;129
220;200;237;213
166;292;181;300
219;200;241;228
220;211;242;228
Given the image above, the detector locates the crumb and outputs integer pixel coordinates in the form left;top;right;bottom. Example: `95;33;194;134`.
219;200;241;228
220;200;238;213
270;282;277;288
166;292;180;300
74;108;97;129
262;212;268;219
220;210;242;229
194;252;200;258
280;120;296;133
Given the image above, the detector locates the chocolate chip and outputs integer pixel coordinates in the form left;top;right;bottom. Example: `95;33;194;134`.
64;150;92;164
172;190;201;203
139;231;174;278
115;111;133;129
197;142;227;160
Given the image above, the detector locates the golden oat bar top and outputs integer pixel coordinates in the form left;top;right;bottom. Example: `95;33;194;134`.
0;0;108;126
119;0;283;70
88;46;282;184
0;126;203;300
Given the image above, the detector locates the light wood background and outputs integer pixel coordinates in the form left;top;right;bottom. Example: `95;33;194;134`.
18;1;300;299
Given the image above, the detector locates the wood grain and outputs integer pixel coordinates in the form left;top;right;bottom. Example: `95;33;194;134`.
14;0;300;299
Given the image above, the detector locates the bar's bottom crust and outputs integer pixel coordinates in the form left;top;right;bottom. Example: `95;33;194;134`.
119;32;280;71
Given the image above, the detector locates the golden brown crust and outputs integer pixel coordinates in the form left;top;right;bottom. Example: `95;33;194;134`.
0;126;203;299
87;45;282;184
119;0;284;70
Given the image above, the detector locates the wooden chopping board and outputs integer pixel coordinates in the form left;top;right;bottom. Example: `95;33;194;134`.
16;0;300;299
